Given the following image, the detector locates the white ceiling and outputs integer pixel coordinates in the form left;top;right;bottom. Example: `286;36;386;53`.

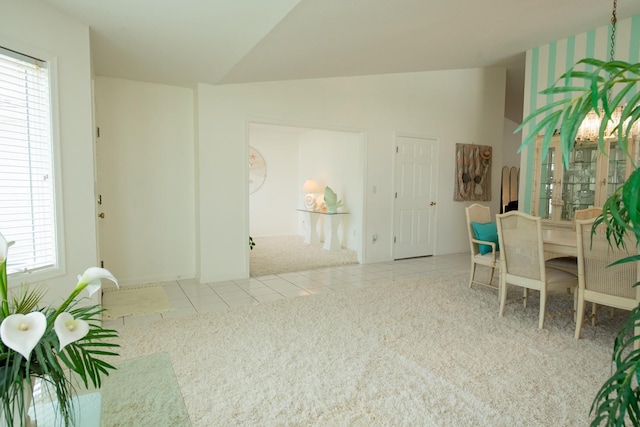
39;0;640;122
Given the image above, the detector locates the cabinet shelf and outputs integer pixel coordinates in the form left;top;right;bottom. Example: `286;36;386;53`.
532;136;638;225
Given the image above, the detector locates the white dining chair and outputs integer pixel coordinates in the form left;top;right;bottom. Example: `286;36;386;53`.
574;217;640;339
496;211;578;329
465;204;499;291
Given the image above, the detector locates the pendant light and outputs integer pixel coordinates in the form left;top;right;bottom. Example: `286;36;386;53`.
575;0;640;142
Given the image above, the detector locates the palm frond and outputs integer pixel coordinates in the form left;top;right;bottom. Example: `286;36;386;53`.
10;285;47;314
590;304;640;426
55;310;120;389
517;59;640;169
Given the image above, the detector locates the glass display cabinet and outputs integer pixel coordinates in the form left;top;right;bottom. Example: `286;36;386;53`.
532;135;638;227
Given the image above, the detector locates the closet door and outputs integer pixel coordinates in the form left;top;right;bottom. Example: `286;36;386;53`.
393;136;437;259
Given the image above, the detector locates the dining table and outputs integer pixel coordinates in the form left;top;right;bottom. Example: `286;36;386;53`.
542;228;578;257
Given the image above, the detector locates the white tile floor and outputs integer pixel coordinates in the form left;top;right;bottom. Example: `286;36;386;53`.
103;252;472;328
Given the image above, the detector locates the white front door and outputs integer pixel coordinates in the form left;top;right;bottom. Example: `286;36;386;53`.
393;136;437;259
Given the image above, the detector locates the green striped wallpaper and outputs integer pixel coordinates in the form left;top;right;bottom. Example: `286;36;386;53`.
521;14;640;212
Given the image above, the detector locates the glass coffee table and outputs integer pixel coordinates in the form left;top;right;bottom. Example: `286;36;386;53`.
31;353;191;426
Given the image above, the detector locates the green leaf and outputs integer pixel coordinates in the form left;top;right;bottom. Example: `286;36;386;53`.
516;110;564;154
518;98;572;126
539;86;590;94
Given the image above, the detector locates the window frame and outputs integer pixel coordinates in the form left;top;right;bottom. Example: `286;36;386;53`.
0;41;66;287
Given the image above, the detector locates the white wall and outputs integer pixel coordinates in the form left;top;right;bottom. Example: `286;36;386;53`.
502;118;522;169
0;0;507;288
0;1;98;304
196;68;506;282
94;77;195;285
249;125;300;237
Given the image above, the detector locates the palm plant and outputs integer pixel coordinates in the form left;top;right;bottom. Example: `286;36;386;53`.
518;58;640;426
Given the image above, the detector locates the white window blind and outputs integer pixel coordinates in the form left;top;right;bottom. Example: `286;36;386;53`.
0;46;56;275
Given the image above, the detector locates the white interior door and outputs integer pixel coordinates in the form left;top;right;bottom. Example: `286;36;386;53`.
94;124;109;271
91;79;102;272
393;136;437;259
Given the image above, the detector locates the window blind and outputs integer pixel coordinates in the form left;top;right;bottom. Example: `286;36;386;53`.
0;46;56;274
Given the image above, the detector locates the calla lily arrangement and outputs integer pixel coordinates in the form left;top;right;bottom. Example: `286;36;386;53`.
0;232;120;427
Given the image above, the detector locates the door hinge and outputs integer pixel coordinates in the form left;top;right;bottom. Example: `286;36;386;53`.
100;260;104;268
396;146;399;153
96;127;100;138
394;236;396;243
395;192;397;199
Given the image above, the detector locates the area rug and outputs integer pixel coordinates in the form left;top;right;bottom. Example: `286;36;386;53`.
102;284;171;319
250;235;358;276
114;272;624;426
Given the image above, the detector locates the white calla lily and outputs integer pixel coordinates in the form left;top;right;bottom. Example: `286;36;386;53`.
0;232;7;262
0;232;14;262
54;312;89;351
0;312;46;360
0;232;14;317
76;267;119;297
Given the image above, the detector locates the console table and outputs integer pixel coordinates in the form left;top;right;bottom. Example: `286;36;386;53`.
297;209;349;251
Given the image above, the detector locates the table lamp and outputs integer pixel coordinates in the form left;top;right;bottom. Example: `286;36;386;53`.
302;179;321;210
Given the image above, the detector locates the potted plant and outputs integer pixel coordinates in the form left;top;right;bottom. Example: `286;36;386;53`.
0;232;120;426
518;58;640;426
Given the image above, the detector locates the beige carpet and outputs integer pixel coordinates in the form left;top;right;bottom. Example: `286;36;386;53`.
250;235;358;276
102;284;172;320
113;272;625;426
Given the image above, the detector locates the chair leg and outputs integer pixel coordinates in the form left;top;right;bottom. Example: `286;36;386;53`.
488;266;495;286
575;290;585;339
469;261;477;288
539;288;547;329
591;303;598;327
523;288;528;309
499;276;507;317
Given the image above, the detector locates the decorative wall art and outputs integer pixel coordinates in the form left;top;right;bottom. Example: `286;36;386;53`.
249;146;267;194
453;143;492;201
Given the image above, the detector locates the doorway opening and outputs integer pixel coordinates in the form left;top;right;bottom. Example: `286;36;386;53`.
248;122;364;276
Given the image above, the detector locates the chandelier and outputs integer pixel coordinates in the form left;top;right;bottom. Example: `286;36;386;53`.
574;0;640;142
576;106;640;142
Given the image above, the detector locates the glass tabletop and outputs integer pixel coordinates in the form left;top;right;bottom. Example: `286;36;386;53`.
296;209;349;215
31;352;191;426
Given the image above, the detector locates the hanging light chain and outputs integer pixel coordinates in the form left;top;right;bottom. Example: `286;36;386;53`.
609;0;617;62
605;0;617;109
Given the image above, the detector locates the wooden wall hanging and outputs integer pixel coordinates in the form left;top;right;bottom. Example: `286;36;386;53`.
453;143;492;201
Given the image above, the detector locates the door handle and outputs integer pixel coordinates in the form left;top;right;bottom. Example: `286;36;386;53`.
98;212;105;219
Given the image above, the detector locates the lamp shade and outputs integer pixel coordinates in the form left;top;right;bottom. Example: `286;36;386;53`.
302;179;321;193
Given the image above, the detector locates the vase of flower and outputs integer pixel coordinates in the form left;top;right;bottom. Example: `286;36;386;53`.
0;377;35;427
323;186;343;214
0;232;120;427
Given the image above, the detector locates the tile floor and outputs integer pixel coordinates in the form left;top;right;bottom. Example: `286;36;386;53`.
103;252;472;329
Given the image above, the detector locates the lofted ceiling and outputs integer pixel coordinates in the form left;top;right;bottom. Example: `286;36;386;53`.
39;0;640;123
